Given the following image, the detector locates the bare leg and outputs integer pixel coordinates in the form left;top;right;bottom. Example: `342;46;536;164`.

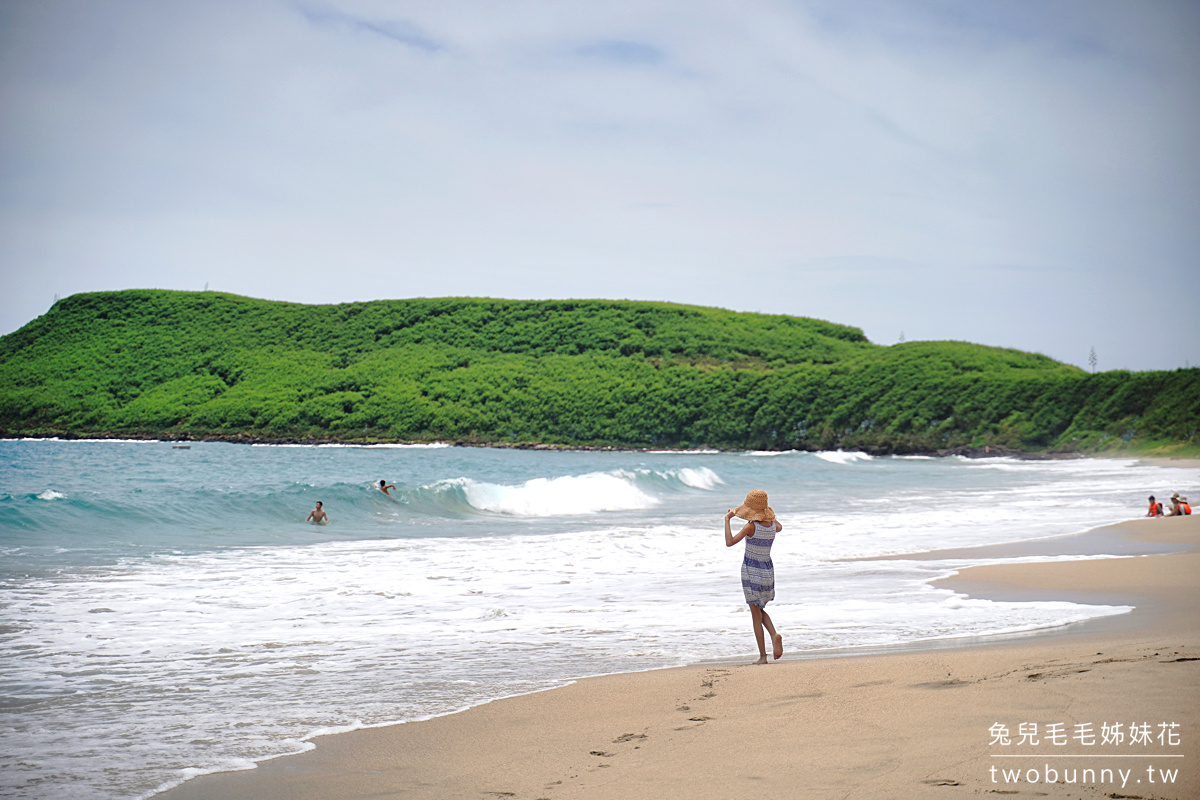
760;609;783;659
749;605;768;664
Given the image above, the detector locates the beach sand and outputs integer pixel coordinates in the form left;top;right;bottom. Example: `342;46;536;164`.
162;516;1199;800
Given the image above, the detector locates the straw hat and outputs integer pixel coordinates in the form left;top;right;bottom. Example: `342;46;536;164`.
735;489;775;523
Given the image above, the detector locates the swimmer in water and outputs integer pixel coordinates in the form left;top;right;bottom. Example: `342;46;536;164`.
306;501;329;524
378;480;396;496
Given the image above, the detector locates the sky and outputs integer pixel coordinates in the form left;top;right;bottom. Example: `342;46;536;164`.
1;0;1197;372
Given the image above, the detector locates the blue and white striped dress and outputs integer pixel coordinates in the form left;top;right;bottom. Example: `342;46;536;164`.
740;520;777;607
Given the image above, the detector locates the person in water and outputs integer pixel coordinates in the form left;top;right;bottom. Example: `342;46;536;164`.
1146;495;1164;517
1166;493;1191;516
724;489;784;664
306;501;329;524
378;480;396;496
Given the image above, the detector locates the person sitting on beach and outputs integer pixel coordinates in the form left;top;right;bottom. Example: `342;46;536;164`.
1166;493;1191;516
378;480;396;496
1146;496;1164;517
724;490;785;665
307;501;329;524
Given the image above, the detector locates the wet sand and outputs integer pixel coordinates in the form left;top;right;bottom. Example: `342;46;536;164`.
161;516;1199;799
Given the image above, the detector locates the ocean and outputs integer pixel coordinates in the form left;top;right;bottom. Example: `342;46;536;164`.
1;439;1194;799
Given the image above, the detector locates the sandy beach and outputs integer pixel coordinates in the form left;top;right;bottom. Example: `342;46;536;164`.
161;515;1199;800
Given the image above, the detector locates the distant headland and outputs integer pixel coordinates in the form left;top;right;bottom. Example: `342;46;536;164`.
1;290;1196;456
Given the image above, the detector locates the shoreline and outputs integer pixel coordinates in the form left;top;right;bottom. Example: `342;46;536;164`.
160;516;1200;799
8;433;1198;463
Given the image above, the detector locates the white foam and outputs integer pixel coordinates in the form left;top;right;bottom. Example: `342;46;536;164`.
252;442;451;449
456;472;659;516
141;758;258;799
11;437;162;444
815;449;874;464
676;467;723;490
36;490;65;500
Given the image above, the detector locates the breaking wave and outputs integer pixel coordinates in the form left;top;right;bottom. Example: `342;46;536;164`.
420;467;724;517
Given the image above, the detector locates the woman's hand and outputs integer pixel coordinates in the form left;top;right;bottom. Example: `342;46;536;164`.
724;509;752;547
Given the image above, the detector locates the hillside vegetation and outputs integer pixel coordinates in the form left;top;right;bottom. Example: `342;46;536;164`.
1;290;1196;454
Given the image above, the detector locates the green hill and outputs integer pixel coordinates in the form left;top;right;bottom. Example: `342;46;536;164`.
1;289;1196;454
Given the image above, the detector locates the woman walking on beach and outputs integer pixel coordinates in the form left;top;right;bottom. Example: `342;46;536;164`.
725;490;784;664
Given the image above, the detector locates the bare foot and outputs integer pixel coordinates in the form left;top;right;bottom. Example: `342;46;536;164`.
773;633;784;660
752;655;769;665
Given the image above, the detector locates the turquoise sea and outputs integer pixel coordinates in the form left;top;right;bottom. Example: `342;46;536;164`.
2;439;1194;799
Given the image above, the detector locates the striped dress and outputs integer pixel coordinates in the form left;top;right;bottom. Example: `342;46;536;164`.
740;520;777;608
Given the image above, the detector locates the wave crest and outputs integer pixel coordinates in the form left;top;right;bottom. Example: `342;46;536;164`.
455;473;655;516
815;450;873;465
426;467;723;517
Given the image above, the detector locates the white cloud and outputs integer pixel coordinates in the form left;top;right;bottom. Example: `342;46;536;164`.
1;0;1196;370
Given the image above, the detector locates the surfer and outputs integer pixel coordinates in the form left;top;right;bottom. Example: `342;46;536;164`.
306;501;329;524
378;480;396;497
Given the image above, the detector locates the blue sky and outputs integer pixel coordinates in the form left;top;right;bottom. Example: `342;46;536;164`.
1;0;1197;371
